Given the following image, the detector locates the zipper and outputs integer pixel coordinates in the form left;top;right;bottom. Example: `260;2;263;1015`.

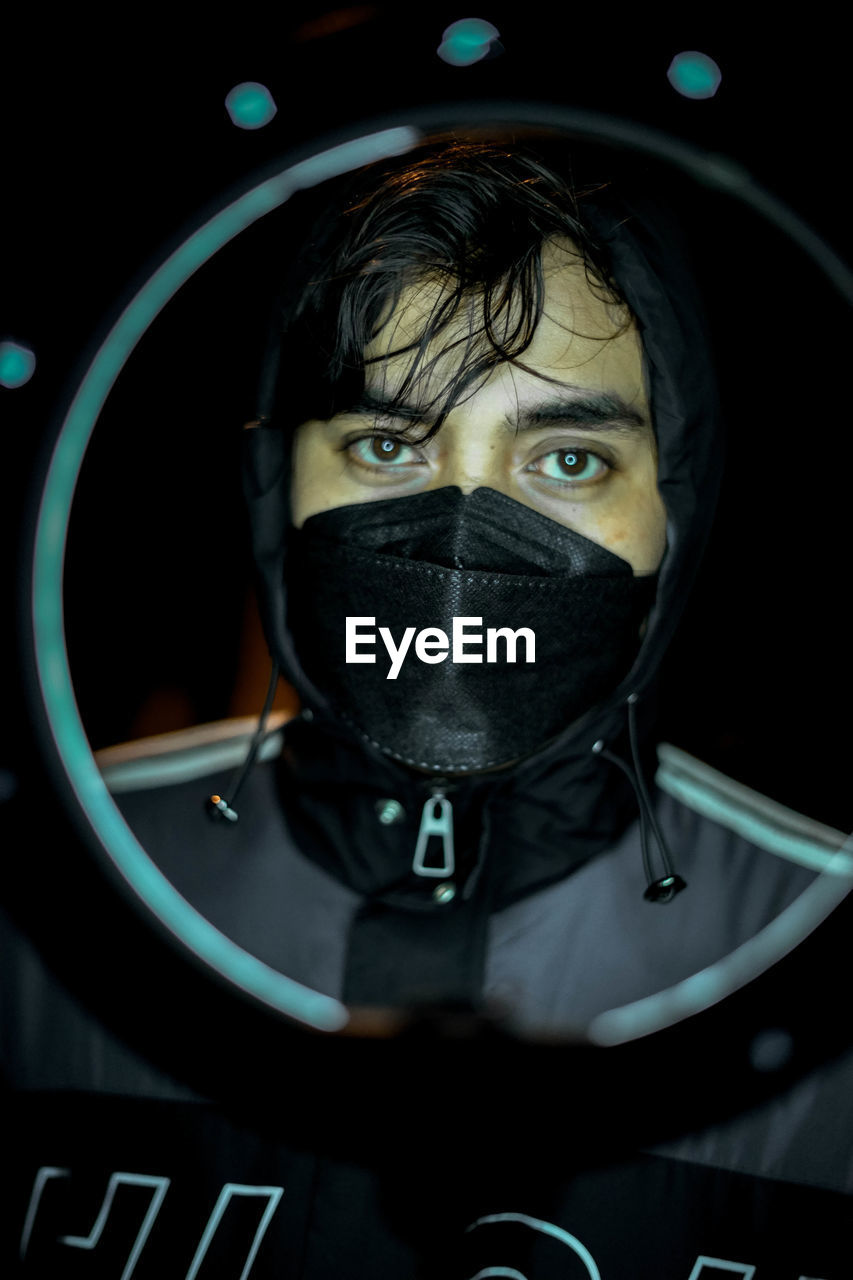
412;782;455;878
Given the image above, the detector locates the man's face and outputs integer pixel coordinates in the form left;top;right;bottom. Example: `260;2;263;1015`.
291;241;666;575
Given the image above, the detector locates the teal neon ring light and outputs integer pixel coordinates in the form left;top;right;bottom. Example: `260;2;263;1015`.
30;103;853;1041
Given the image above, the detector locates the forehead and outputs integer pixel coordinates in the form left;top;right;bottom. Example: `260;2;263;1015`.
363;239;647;408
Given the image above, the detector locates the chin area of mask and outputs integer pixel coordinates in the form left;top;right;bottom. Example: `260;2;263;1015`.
288;487;656;773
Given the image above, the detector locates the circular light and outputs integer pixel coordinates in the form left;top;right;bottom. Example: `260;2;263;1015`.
225;81;278;130
437;18;501;67
667;51;722;100
25;102;853;1062
0;339;36;388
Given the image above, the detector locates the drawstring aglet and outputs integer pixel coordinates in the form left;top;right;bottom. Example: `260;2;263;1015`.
643;874;687;903
592;691;687;904
203;659;282;827
207;794;239;823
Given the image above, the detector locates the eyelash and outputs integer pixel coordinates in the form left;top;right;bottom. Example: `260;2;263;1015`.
526;447;611;487
340;433;427;473
340;432;613;487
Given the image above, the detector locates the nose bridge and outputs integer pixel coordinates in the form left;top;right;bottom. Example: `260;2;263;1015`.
441;445;491;494
435;402;502;494
448;466;488;495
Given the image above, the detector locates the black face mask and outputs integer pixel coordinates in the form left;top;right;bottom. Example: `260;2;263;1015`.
288;487;657;774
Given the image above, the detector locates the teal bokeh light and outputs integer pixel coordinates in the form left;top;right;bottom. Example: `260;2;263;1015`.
225;81;278;130
0;339;36;388
667;51;722;100
437;17;501;67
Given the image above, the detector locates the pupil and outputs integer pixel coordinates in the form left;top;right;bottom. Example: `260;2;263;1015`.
377;437;397;456
562;450;583;471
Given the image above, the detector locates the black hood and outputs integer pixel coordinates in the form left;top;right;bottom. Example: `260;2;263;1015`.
241;176;723;907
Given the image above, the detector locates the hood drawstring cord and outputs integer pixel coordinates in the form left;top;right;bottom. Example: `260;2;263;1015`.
592;693;686;903
206;660;283;823
204;671;686;907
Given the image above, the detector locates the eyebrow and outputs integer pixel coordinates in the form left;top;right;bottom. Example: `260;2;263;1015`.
346;388;648;435
512;391;648;434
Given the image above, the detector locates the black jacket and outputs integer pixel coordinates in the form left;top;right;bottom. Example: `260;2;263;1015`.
2;723;852;1276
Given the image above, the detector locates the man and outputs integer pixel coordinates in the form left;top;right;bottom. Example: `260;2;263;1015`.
4;134;852;1274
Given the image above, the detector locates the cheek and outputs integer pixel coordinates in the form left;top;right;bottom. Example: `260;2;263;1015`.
290;429;326;529
618;457;666;566
625;488;667;571
289;444;307;529
291;425;352;528
590;484;667;572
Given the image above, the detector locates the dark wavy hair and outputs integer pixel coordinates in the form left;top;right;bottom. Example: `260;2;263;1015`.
266;136;631;441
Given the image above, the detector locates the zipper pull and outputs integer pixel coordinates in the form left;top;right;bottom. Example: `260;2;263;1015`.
412;787;455;878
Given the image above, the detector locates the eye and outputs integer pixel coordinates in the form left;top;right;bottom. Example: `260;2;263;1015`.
529;447;609;486
346;433;424;469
